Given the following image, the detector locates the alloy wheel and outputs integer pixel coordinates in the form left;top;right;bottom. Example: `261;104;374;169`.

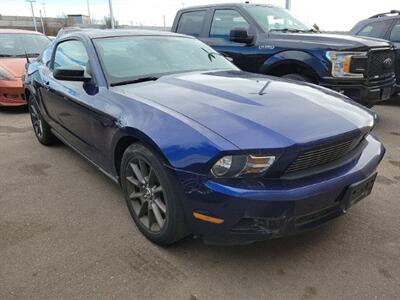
125;157;167;232
29;101;44;139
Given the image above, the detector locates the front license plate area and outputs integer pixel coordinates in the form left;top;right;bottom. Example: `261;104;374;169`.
381;87;391;101
342;173;377;212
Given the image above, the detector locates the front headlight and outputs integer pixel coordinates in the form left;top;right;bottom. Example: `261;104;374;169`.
326;51;367;78
0;66;16;81
211;154;276;178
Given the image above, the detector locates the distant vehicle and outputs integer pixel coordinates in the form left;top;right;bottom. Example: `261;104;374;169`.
25;29;384;245
0;29;50;107
350;10;400;95
172;3;396;107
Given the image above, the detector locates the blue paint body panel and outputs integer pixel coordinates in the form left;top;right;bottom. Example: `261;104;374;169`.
171;3;396;105
25;30;385;244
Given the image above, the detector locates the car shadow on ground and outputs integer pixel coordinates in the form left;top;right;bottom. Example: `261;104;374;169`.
381;95;400;107
0;106;28;114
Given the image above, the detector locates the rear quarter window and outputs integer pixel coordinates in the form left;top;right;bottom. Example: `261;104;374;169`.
176;10;206;37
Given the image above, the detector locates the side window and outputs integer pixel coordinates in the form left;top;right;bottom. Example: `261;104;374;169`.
358;21;391;38
210;9;250;39
53;40;89;72
390;19;400;42
176;11;206;37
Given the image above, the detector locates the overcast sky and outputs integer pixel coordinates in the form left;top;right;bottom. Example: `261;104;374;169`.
1;0;398;31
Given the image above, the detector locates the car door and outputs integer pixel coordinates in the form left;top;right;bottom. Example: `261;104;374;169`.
388;19;400;87
40;39;114;166
200;8;258;72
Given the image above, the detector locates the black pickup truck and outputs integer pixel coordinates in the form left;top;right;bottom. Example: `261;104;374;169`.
171;3;396;106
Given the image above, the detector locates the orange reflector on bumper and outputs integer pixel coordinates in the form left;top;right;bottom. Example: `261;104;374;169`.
193;212;224;224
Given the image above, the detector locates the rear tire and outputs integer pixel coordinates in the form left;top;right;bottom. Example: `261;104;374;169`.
282;73;312;82
121;143;189;245
28;94;58;145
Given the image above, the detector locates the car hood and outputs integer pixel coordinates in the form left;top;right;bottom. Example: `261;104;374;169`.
113;71;373;150
0;58;27;78
267;32;391;51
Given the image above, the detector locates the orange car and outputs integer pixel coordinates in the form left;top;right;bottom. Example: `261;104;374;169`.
0;29;50;107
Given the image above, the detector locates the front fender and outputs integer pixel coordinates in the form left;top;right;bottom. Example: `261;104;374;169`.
109;94;238;176
260;50;330;77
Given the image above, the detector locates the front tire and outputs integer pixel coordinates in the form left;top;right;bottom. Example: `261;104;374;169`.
28;95;58;145
121;143;189;245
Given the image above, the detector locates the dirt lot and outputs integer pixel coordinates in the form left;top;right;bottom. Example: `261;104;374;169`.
0;100;399;300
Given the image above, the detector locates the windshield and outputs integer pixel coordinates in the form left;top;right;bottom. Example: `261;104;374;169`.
0;34;50;57
93;36;237;85
244;5;311;32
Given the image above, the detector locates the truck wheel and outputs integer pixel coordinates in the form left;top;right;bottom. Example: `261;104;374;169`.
282;74;312;83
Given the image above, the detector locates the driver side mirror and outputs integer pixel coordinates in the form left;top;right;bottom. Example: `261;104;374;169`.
53;65;91;82
230;28;254;44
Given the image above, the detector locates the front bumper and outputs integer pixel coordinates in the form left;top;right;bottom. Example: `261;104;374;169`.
321;76;396;106
173;135;385;245
0;79;26;107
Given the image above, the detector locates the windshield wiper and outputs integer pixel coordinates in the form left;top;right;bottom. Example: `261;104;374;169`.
0;54;15;57
270;28;302;33
201;48;223;62
110;76;159;87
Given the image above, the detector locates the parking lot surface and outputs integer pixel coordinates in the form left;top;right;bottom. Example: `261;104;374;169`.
0;101;399;300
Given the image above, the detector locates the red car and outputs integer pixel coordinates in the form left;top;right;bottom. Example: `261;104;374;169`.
0;29;50;107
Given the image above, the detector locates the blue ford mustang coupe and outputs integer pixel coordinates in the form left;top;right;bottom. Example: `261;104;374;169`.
25;30;385;245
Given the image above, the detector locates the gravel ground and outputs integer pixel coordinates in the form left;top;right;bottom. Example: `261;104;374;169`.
0;100;399;300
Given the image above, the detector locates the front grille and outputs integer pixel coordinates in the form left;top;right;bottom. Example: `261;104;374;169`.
285;137;361;175
367;49;395;79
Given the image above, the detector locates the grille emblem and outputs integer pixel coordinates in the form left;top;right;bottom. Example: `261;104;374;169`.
383;58;393;70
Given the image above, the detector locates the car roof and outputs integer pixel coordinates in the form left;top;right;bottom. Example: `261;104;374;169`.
61;29;191;40
350;11;400;34
178;2;276;10
356;11;400;27
0;28;45;35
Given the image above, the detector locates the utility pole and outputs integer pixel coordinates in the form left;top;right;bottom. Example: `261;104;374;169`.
108;0;115;29
163;15;166;28
26;0;38;32
87;0;91;23
41;2;46;18
285;0;291;10
39;10;45;35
